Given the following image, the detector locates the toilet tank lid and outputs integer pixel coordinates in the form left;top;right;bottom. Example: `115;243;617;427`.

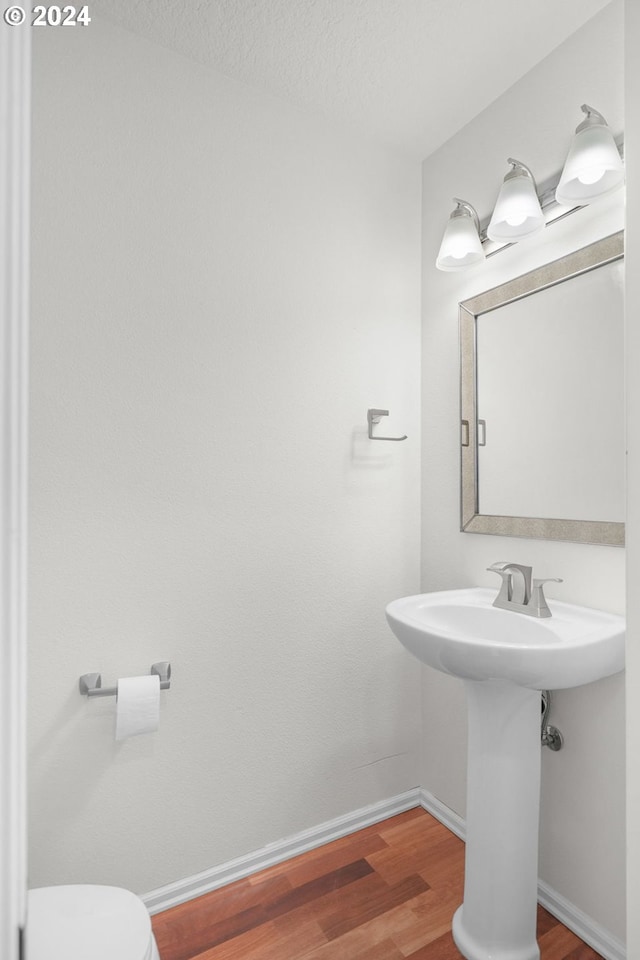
27;885;153;960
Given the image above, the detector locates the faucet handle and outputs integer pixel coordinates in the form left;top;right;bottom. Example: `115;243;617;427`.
533;577;563;589
531;578;563;618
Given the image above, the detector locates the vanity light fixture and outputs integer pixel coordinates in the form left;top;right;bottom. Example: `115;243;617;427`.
435;198;485;272
487;159;545;243
555;104;624;206
436;103;623;272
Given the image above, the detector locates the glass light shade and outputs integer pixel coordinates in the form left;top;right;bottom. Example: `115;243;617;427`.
487;169;545;242
436;202;485;271
556;108;623;206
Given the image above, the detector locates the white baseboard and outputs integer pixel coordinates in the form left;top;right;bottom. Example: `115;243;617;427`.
143;786;626;960
536;880;625;960
142;788;421;914
417;787;466;840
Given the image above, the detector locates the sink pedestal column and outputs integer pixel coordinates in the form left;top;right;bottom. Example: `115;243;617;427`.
452;679;542;960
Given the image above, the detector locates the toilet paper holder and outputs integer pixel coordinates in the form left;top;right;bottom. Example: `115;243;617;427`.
79;662;172;698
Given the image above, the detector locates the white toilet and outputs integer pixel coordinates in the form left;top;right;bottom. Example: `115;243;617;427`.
27;885;161;960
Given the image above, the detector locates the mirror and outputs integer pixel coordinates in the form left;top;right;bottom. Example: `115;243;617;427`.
460;231;624;545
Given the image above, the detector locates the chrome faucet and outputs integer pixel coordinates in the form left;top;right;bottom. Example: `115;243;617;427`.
487;562;562;618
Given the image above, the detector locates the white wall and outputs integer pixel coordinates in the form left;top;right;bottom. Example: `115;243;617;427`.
27;18;422;894
625;0;640;954
420;0;626;941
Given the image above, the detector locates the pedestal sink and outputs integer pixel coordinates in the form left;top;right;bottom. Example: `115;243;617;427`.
386;586;625;960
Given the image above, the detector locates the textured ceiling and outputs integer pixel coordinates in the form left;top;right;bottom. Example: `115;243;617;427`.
96;0;614;158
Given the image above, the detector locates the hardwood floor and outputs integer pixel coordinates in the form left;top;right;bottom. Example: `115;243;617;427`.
151;807;604;960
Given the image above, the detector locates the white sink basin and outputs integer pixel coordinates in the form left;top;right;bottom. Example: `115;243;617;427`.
386;586;624;690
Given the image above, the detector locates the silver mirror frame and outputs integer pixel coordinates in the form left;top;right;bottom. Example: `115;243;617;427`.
460;230;624;546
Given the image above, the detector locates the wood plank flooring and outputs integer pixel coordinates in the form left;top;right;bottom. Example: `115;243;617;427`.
151;807;604;960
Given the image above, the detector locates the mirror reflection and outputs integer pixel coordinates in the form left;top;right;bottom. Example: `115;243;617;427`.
476;258;624;521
